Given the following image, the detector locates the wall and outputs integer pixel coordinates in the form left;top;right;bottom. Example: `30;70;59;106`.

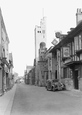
0;68;2;94
57;50;61;80
2;28;9;62
79;65;82;91
65;78;74;90
52;54;57;79
0;10;1;43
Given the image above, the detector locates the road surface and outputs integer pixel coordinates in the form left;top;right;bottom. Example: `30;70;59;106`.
9;83;82;115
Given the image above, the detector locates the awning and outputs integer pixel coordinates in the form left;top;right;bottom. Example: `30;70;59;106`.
63;61;82;68
76;49;82;56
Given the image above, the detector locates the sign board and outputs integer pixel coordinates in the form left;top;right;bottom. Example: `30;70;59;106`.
63;47;70;58
51;39;58;45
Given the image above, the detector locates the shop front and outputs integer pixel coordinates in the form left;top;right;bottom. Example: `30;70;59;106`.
63;60;82;90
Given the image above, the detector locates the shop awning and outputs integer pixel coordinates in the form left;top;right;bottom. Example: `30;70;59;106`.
76;49;82;56
64;61;82;68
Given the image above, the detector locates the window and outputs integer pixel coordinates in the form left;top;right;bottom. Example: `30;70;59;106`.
78;33;82;50
37;31;41;33
74;36;79;51
49;58;51;67
3;48;5;57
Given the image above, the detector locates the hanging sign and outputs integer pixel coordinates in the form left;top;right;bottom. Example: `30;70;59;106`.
63;47;70;58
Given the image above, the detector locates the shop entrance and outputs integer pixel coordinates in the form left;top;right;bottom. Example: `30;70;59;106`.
55;70;57;79
74;70;79;89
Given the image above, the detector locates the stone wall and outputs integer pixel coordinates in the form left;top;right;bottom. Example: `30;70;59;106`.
79;78;82;91
64;78;74;90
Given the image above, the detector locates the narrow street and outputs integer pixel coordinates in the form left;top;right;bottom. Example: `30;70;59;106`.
4;83;82;115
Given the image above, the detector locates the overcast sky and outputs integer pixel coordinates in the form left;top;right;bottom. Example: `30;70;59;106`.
0;0;82;76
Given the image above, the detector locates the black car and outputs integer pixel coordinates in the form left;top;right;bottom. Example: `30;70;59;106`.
52;80;66;91
45;79;53;91
46;79;66;91
52;79;59;91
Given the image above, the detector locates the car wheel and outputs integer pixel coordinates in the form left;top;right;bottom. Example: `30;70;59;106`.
53;86;56;91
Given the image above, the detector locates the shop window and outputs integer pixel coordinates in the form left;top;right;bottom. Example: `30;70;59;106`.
63;68;68;78
49;58;51;66
74;36;79;51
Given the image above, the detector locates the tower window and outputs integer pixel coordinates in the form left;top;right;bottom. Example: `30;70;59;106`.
37;31;41;33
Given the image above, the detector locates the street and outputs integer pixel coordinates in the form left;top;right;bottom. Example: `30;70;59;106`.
5;83;82;115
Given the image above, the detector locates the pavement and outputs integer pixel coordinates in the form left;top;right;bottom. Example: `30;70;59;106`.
0;84;17;115
62;89;82;97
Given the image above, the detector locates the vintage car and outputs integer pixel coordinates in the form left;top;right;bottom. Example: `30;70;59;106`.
45;79;53;91
52;80;66;91
52;79;59;91
45;79;66;91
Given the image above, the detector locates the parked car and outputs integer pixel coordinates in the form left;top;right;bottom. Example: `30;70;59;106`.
45;79;53;91
52;79;59;91
45;79;66;91
52;80;66;91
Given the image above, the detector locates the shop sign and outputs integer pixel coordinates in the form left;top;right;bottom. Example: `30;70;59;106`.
51;39;58;46
63;47;70;58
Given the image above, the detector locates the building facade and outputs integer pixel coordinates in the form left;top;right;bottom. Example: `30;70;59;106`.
49;8;82;91
24;66;33;84
9;53;14;89
0;9;10;95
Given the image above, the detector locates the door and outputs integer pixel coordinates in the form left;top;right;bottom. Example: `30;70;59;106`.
74;70;79;89
55;70;57;79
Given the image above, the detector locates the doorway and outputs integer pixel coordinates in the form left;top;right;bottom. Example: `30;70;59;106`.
74;70;79;89
55;70;57;79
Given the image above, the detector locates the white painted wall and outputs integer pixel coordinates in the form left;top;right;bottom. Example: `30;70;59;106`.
2;28;9;62
35;17;46;63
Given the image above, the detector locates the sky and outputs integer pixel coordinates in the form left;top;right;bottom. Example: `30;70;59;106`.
0;0;82;76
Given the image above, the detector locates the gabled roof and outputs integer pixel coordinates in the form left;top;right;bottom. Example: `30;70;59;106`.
50;21;82;53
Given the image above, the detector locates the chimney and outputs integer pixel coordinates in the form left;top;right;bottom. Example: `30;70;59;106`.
76;8;82;25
